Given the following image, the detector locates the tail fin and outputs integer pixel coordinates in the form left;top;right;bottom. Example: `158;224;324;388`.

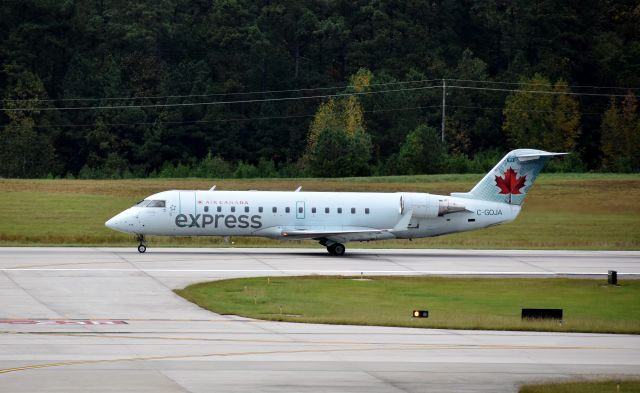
451;149;567;205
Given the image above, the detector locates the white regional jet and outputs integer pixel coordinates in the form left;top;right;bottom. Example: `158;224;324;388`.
105;149;565;255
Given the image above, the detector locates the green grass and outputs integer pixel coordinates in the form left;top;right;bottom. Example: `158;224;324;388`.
0;173;639;249
175;276;640;334
519;379;640;393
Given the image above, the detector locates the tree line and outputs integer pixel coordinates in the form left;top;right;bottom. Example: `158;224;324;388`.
0;0;638;179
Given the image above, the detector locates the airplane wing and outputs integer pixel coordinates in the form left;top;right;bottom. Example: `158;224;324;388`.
278;210;415;241
281;227;396;243
281;228;385;239
251;210;413;242
252;226;395;242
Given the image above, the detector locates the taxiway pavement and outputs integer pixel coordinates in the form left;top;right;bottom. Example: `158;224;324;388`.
1;247;639;392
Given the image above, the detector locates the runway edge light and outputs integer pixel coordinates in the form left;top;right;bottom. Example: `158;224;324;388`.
413;310;428;318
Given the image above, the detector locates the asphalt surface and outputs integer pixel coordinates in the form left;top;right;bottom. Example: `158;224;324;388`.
1;247;639;392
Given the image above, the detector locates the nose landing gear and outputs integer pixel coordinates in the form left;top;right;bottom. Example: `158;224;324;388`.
136;234;147;253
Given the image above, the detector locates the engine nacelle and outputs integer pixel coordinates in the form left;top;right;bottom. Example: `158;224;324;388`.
400;193;467;218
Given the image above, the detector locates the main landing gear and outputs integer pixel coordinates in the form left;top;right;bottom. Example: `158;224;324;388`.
319;239;346;256
136;234;147;253
327;243;346;256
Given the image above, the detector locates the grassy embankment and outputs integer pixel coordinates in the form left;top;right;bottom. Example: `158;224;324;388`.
519;379;640;393
0;173;638;249
176;276;640;334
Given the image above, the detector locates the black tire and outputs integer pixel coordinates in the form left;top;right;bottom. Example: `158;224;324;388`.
138;244;146;253
327;243;346;256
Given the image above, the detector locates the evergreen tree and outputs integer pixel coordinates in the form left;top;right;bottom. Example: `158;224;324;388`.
446;49;499;154
601;92;640;172
502;74;553;149
303;69;373;177
0;1;637;176
549;81;581;152
305;125;372;177
503;75;581;152
0;71;56;177
397;124;447;175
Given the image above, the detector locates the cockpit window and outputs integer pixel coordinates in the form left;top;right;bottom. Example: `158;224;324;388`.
134;200;165;208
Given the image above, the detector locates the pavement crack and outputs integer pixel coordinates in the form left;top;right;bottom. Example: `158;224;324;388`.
1;270;65;319
107;249;174;291
158;369;195;393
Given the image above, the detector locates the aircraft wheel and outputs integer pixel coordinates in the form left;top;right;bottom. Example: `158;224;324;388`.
138;244;147;253
327;243;346;256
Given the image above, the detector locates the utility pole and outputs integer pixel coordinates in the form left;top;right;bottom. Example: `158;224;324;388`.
441;78;446;142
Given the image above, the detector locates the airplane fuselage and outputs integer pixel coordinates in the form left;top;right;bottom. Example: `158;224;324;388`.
105;149;562;255
108;190;518;240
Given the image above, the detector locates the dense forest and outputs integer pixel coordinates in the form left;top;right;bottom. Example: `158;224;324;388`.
0;0;639;178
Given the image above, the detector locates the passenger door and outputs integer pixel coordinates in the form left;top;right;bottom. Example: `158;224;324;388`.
295;200;306;226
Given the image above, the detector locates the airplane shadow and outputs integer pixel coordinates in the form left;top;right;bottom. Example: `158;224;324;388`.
124;249;505;260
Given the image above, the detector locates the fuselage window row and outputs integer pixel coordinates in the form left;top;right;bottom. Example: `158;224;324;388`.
201;205;369;215
297;207;368;214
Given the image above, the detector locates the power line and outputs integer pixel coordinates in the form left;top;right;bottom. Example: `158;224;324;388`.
2;85;443;112
4;82;630;112
3;77;636;105
9;105;444;130
445;78;640;91
449;104;601;116
1;79;443;104
4;102;598;131
447;85;631;97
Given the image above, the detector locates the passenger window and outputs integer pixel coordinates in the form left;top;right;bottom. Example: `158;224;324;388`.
285;207;290;213
273;207;277;213
337;208;342;214
259;207;263;213
231;206;236;213
312;207;316;213
325;207;330;213
217;206;222;213
147;200;165;208
204;206;209;212
365;208;370;214
351;208;356;214
245;206;250;213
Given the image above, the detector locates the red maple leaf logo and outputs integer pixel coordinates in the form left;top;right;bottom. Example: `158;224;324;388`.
495;168;526;194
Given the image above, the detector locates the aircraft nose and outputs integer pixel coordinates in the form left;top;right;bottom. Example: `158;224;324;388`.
105;216;118;230
105;211;133;233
